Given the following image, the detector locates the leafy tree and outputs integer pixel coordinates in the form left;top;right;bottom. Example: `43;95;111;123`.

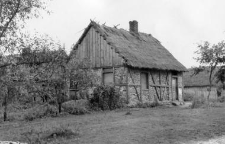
0;33;63;121
194;41;225;104
0;0;50;52
216;66;225;90
0;0;99;119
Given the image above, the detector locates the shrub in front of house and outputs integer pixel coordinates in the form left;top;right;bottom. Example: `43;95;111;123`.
217;96;225;103
131;101;160;108
21;124;79;144
191;95;206;109
61;99;90;115
183;92;194;102
24;104;58;121
43;125;79;141
89;85;122;110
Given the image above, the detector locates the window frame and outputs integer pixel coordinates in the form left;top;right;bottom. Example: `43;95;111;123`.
102;68;114;85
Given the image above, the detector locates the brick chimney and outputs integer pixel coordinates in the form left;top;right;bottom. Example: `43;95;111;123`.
129;20;138;33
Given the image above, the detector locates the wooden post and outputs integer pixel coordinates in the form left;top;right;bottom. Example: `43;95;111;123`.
149;71;159;103
159;71;161;100
90;28;93;66
93;29;96;67
126;67;129;104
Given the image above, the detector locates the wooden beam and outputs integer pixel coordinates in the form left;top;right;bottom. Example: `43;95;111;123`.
126;67;129;104
92;28;96;67
93;65;124;69
115;84;128;86
149;71;160;101
103;68;113;73
90;28;93;66
159;71;161;100
109;46;112;66
87;30;89;59
95;32;99;67
113;67;115;86
112;47;115;66
128;84;141;86
149;84;169;87
101;36;104;66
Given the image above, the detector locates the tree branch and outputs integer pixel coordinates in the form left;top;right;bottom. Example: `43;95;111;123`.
0;0;21;40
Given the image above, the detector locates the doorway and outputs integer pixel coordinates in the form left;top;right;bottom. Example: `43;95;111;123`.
172;77;178;100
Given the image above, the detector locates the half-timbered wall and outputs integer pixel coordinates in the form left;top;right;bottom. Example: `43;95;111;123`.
126;68;183;106
114;67;128;103
75;27;124;68
128;69;141;106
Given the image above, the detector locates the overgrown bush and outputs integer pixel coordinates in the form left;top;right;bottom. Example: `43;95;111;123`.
117;97;128;108
62;100;90;115
183;92;194;101
191;96;205;109
133;102;160;108
218;96;225;103
24;104;58;121
89;85;122;110
21;124;79;144
44;125;78;141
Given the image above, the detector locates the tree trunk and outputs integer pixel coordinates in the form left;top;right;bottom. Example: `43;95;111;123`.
58;102;62;113
207;87;211;106
3;88;8;121
3;103;7;122
207;67;214;106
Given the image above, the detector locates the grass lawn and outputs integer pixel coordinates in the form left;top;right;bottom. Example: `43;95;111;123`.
1;104;225;144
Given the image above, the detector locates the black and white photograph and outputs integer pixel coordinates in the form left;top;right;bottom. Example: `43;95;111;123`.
1;0;225;143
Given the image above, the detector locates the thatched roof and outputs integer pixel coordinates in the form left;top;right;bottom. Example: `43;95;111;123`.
74;21;187;72
183;68;221;87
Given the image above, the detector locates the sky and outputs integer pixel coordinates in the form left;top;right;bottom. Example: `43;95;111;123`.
26;0;225;68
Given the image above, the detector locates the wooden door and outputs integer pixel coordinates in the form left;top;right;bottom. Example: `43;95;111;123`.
172;77;178;100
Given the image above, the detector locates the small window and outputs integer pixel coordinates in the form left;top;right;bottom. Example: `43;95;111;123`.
103;68;113;85
141;72;149;89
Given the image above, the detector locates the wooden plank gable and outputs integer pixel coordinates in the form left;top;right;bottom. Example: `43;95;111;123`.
74;27;124;68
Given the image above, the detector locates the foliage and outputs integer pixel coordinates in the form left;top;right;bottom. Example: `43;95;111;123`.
191;95;206;109
0;39;99;121
0;0;50;52
43;125;78;141
0;0;100;121
68;58;100;90
194;41;225;104
21;124;79;144
215;66;225;89
22;129;45;144
24;103;58;121
0;0;69;122
132;101;160;108
217;96;225;103
183;92;194;102
195;41;225;66
61;100;90;115
90;85;122;110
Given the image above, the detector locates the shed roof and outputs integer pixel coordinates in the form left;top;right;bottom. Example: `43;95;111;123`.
183;68;221;87
74;21;187;71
